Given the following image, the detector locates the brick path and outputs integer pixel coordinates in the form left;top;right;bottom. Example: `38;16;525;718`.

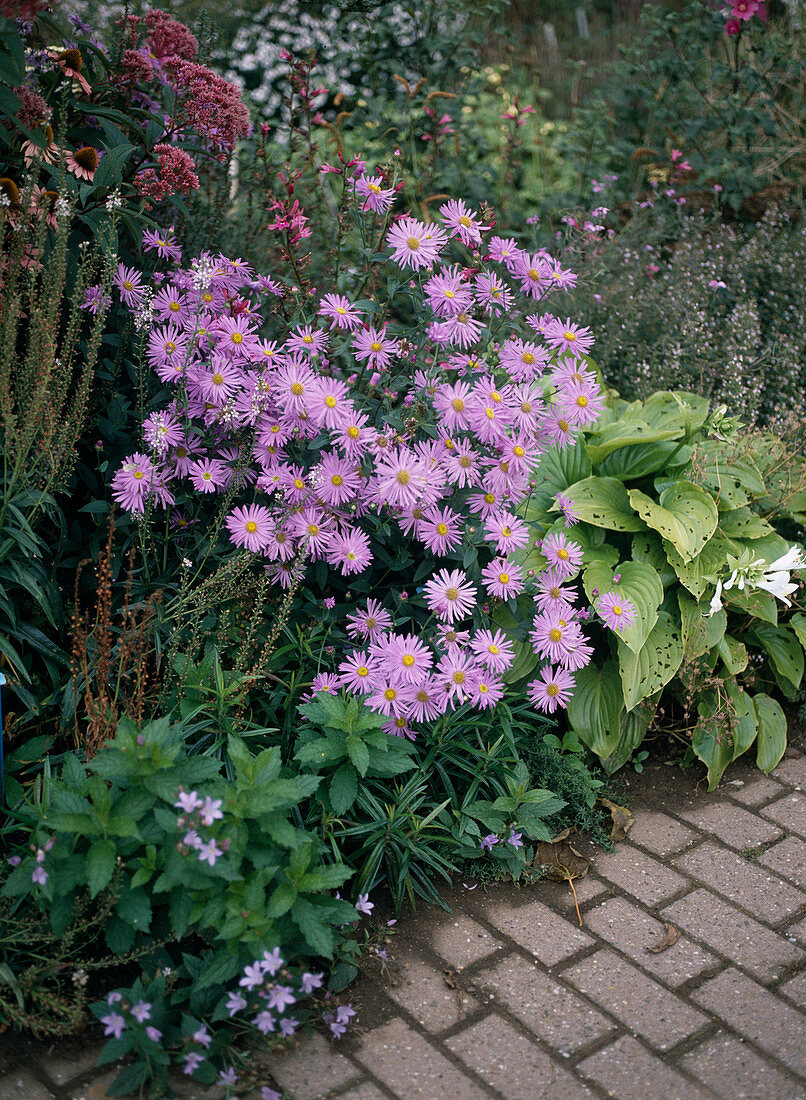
1;754;805;1100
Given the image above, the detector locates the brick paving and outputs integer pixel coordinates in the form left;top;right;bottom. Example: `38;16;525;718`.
2;755;805;1099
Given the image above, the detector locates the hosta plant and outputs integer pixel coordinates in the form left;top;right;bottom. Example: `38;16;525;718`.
518;388;806;788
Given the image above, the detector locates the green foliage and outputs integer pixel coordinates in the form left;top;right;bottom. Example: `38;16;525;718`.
0;713;358;1089
524;388;806;788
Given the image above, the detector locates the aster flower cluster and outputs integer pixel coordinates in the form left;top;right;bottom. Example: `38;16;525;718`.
110;190;613;729
174;787;228;866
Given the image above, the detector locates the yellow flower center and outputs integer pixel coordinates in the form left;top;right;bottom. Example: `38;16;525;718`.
291;382;304;395
370;341;383;352
484;493;495;504
564;331;576;341
522;352;535;365
402;654;415;667
452;670;466;684
513;446;525;458
203;292;213;302
437;523;448;536
368;182;381;193
452;398;465;412
212;373;224;386
446;587;459;601
245;520;258;533
133;470;143;479
558;548;569;560
459;456;471;468
165;342;176;353
231;332;243;344
498;573;509;585
558;419;570;432
294;478;305;489
577;395;588;407
123;281;134;291
307;524;319;536
528;268;539;281
489;644;499;654
332;474;343;487
366;617;376;629
347;426;360;439
396;470;411;485
459;215;472;227
336;305;347;314
358;665;369;676
546;683;559;697
502;525;512;537
613;605;623;616
302;334;313;344
406;237;420;251
549;628;562;642
384;687;397;701
325;395;337;408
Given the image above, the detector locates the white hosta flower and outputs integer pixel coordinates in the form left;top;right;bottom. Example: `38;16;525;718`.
708;544;804;614
756;570;799;607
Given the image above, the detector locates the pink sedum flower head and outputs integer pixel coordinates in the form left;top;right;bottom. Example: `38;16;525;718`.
423;568;477;623
597;591;638;632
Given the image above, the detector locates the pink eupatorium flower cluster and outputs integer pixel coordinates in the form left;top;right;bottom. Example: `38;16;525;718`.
134;144;200;203
111;188;608;730
171;60;251;155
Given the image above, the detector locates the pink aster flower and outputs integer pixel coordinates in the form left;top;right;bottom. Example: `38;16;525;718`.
433;380;473;433
367;679;407;717
318;293;364;331
440;198;489;246
338;650;377;694
374;448;431;509
189;458;229;493
558;376;605;427
533;568;577;615
499;338;550;383
541;532;584;578
597;591;638;632
487;235;524;269
471;673;505;709
316;451;363;506
528;665;575;713
308;377;352;430
355;174;396;213
377;632;434;685
436;650;479;703
345;598;394;640
111;453;155;512
424;265;473;318
544;318;595;359
226;504;273;553
431;311;486;350
470;628;515;673
352;326;399;370
386;216;447;271
401;676;447;721
481;558;525;600
484;512;530;556
285;323;329;358
290;507;334;559
473;271;513;316
530;614;585;665
539;406;578;450
114;264;145;307
325;527;373;575
418;505;462;556
512;251;551;299
422;568;477;623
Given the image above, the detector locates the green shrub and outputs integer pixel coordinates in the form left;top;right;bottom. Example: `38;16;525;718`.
565;206;806;428
517;388;806;788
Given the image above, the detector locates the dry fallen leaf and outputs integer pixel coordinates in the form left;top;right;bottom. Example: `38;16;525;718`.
534;836;591;883
645;922;680;954
443;967;459;990
601;797;635;843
